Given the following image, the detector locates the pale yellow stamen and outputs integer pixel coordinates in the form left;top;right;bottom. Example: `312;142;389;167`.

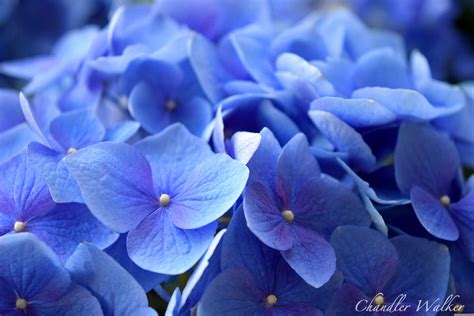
440;195;451;206
281;210;294;223
16;298;28;310
266;294;277;306
14;221;26;233
166;100;177;112
374;293;384;306
159;194;171;207
67;147;77;155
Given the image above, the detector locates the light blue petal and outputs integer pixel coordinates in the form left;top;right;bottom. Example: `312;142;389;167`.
127;210;217;274
64;142;157;233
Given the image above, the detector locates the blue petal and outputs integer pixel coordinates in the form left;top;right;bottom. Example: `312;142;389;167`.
188;33;230;103
247;128;281;186
165;288;181;316
127;210;217;274
353;48;411;89
0;56;56;79
385;236;450;303
244;181;294;251
19;93;52;146
310;97;396;128
105;235;167;292
36;283;102;316
64;142;157;233
27;203;118;262
276;134;321;200
129;82;212;136
410;186;459;241
330;226;399;294
309;110;376;171
229;131;261;164
0;89;24;132
104;121;140;142
394;123;460;196
171;154;249;230
0;124;40;164
0;233;71;304
451;191;474;260
281;227;336;288
49;110;105;151
134;123;214;193
66;243;156;315
180;229;226;313
352;87;445;121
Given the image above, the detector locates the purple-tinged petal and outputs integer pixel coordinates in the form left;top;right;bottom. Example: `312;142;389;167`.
127;210;217;274
49;110;105;151
309;110;376;171
292;177;371;239
64;142;157;233
310;97;397;128
198;268;267;315
244;181;294;251
281;227;336;288
395;123;460;196
276;134;321;203
134;124;214;193
330;226;399;294
66;243;156;315
410;186;459;241
171;154;249;229
27;203;118;262
385;236;450;303
326;284;369;316
451;191;474;260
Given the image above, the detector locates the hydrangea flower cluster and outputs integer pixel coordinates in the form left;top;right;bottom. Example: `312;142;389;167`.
0;0;473;315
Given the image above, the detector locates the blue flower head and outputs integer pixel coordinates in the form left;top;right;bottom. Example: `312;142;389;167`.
65;123;249;274
326;226;450;316
395;122;474;260
0;233;155;315
199;209;342;315
244;128;370;287
0;152;117;262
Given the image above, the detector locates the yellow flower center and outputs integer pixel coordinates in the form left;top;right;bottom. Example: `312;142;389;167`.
440;195;450;206
67;147;77;155
281;210;294;223
159;194;171;207
14;221;27;233
374;293;384;306
266;294;277;306
16;298;28;310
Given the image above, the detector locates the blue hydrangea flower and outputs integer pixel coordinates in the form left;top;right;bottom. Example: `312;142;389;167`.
199;209;342;315
65;123;249;274
0;233;103;315
0;152;117;262
326;226;450;316
447;246;474;313
0;89;41;164
244;128;370;287
395;123;474;259
66;242;157;316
